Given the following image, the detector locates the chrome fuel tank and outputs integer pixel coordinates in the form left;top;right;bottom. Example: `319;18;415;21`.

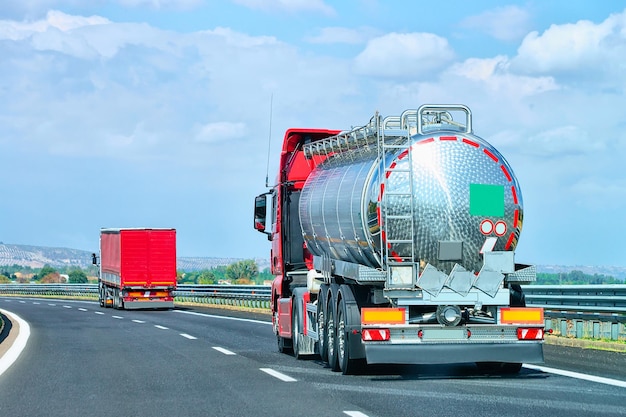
299;108;523;274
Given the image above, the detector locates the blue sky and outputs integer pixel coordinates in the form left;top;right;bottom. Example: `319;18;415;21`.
0;1;625;268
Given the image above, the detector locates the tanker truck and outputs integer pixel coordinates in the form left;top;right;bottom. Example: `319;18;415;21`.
253;104;544;375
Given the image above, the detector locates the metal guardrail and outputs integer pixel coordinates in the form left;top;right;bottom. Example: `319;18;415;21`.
523;285;626;341
523;285;626;315
1;283;624;339
175;284;271;309
0;283;271;309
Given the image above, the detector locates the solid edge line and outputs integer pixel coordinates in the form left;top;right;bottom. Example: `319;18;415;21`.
259;368;297;382
174;309;271;326
0;308;31;377
523;364;626;388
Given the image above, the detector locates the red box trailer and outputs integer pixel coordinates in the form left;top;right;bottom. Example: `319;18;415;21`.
96;228;177;309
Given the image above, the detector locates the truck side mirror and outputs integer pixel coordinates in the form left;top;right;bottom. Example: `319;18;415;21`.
254;193;271;238
92;253;98;265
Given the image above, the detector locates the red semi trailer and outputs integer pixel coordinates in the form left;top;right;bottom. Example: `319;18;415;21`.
95;228;177;310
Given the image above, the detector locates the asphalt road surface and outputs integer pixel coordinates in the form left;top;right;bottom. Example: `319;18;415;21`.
1;297;624;417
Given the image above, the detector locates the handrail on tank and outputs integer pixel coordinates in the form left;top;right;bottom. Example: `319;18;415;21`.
415;104;472;135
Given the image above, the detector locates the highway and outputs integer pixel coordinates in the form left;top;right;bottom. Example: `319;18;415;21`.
1;297;624;417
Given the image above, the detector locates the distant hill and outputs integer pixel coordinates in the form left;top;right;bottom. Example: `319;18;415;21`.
0;243;269;272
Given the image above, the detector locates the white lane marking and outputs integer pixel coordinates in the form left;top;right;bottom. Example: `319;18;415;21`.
212;347;236;355
344;412;370;417
33;302;40;305
259;368;297;382
132;320;146;324
174;309;271;326
112;315;123;319
524;364;626;388
0;309;31;377
19;301;25;304
63;305;72;309
48;303;56;306
94;311;105;315
78;308;87;312
154;325;169;330
180;333;197;340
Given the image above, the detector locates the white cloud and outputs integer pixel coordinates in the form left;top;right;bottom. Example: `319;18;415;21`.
232;0;335;16
194;122;248;143
461;5;532;42
117;0;204;9
0;10;110;41
524;125;605;157
353;32;455;79
305;26;378;45
511;9;626;81
448;56;559;97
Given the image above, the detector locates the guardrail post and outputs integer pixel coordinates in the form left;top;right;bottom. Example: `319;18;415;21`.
611;323;619;341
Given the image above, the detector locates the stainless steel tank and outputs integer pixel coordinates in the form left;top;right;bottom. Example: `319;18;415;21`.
299;107;523;274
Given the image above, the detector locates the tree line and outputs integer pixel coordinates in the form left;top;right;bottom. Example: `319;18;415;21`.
0;259;273;285
536;270;622;285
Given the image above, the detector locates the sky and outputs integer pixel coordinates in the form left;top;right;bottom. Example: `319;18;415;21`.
0;1;625;268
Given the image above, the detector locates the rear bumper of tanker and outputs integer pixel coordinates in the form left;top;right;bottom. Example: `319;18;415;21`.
363;341;544;365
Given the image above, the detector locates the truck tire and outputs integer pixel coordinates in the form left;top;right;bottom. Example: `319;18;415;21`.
326;286;340;371
98;284;105;308
292;298;302;360
337;294;359;375
316;285;328;362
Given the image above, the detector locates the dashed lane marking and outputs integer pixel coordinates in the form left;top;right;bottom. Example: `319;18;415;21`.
259;368;297;382
78;308;87;312
94;311;105;315
112;315;123;319
63;305;72;309
344;412;370;417
154;325;169;330
132;320;146;323
180;333;197;340
212;347;236;355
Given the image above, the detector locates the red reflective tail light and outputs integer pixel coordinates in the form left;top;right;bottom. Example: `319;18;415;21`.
517;328;544;340
362;328;391;341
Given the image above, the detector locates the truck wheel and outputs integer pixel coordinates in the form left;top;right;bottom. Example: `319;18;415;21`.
316;287;328;362
99;284;105;307
326;290;339;371
292;299;302;360
337;295;359;375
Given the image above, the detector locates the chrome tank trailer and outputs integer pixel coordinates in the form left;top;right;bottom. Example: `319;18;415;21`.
299;105;523;276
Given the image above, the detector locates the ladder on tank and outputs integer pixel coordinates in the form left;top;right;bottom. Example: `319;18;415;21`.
377;114;418;286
